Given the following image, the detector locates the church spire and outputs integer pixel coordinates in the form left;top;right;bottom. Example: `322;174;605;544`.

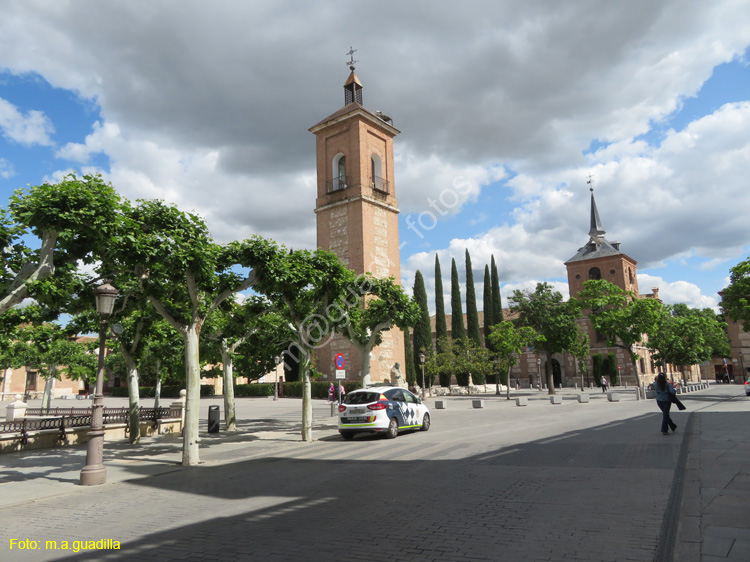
587;175;606;239
343;46;363;105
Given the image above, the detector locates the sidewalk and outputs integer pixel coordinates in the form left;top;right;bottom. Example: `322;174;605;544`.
1;385;748;561
674;388;750;561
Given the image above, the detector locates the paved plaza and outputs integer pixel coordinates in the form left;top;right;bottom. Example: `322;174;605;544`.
1;384;748;561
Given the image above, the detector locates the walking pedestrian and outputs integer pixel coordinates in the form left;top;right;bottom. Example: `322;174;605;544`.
600;376;608;393
328;383;335;403
338;382;346;405
654;372;678;435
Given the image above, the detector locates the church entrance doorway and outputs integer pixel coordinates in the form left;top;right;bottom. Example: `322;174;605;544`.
552;359;562;387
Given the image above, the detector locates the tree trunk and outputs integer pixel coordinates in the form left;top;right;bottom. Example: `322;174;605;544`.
546;352;555;395
505;365;511;400
631;356;643;400
41;369;56;412
301;363;313;442
358;344;371;388
119;343;141;443
220;346;236;431
182;326;201;465
154;359;162;410
2;367;12;397
126;359;141;444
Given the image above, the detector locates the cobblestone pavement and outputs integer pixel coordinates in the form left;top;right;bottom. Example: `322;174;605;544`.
1;384;748;561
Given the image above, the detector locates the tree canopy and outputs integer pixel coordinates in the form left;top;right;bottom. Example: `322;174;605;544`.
488;320;541;397
1;174;122;314
510;282;583;394
340;274;419;387
434;254;447;344
721;256;750;332
576;279;663;397
412;270;432;379
647;304;729;371
450;258;465;341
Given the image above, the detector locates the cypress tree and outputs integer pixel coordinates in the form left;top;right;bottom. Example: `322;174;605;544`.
412;270;432;381
435;254;447;344
403;326;417;386
483;264;492;349
465;250;482;347
490;254;503;326
450;258;465;341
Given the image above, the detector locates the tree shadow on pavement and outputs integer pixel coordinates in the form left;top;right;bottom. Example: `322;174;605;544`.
47;411;699;562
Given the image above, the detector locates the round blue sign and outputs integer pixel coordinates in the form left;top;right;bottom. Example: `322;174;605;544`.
335;353;345;369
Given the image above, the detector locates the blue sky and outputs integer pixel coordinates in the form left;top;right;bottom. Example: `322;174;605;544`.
1;1;749;315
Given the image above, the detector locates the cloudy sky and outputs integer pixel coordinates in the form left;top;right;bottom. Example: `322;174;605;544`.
1;0;748;314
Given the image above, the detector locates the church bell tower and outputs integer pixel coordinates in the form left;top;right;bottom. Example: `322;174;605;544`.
308;52;405;384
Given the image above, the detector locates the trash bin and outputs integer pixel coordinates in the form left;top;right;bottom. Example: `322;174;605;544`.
208;405;220;433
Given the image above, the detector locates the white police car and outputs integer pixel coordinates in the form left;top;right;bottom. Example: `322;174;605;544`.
338;386;431;440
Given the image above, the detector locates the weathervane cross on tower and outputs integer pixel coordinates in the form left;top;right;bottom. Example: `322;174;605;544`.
346;46;358;70
586;173;595;192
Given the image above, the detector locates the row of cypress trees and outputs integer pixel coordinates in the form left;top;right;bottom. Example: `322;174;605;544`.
406;251;504;385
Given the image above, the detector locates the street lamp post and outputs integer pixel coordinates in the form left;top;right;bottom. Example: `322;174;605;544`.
419;353;426;400
80;282;118;486
537;357;542;391
274;356;280;401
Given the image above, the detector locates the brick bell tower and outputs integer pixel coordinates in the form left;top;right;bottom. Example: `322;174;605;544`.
565;184;647;382
565;186;640;299
308;53;405;385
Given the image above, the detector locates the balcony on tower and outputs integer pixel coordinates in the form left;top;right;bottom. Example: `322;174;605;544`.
371;175;389;194
327;175;348;193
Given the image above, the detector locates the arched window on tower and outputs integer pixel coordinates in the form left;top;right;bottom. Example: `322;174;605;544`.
371;153;385;192
629;268;634;284
331;153;347;192
588;267;601;280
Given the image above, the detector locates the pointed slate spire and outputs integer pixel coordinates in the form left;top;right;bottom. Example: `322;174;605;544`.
588;187;606;239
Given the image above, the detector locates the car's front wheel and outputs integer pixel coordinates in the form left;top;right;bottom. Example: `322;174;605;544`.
385;417;399;439
421;413;431;432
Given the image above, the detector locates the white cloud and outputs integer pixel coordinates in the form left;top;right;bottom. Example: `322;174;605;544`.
0;97;54;146
0;158;14;178
0;1;747;306
637;273;719;310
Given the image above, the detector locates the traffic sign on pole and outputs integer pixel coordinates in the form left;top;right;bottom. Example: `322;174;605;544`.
335;353;345;370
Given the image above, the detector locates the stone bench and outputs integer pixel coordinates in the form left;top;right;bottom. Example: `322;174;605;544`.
435;400;447;410
577;394;589;403
550;395;562;405
607;392;620;402
472;399;484;409
515;397;528;407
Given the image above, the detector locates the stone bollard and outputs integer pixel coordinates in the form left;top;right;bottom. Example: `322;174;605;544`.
170;389;187;430
435;400;447;410
577;394;589;403
5;394;27;421
472;399;484;409
607;392;620;402
550;395;562;405
515;397;528;407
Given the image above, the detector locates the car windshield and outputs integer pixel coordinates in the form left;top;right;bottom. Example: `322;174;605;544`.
344;392;381;405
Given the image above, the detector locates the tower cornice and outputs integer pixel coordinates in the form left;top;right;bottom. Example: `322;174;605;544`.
309;104;400;136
